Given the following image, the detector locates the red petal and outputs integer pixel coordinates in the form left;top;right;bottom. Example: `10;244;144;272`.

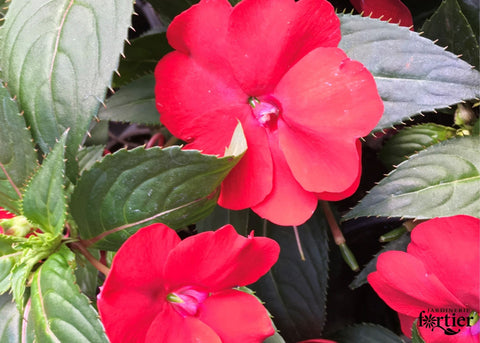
219;114;273;209
316;141;362;200
274;47;383;138
278;120;361;194
146;306;222;343
99;289;164;342
98;224;181;342
182;105;250;156
368;251;466;318
167;0;232;65
252;130;318;226
198;289;275;343
155;52;246;152
0;208;14;219
164;225;280;292
350;0;413;27
227;0;340;95
408;216;480;311
398;313;415;338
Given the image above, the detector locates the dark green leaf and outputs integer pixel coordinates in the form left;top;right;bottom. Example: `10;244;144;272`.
0;0;133;180
196;206;250;236
100;74;159;125
345;136;480;220
338;14;480;130
70;128;246;250
77;146;105;175
0;293;21;343
251;213;330;342
146;0;198;24
0;83;37;214
74;251;99;301
379;123;457;167
328;323;405;343
22;133;67;235
457;0;479;40
28;245;109;343
349;233;410;289
421;0;479;68
113;33;172;88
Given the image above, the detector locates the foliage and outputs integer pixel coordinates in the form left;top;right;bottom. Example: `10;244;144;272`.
0;0;478;342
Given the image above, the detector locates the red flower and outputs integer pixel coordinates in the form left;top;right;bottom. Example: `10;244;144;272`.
350;0;413;27
98;224;280;343
155;0;383;226
368;215;480;342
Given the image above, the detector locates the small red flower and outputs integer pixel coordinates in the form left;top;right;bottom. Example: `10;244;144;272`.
155;0;383;226
350;0;413;27
98;224;280;343
368;215;480;342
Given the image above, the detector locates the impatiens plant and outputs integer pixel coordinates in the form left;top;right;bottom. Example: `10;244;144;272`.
0;0;478;342
369;215;480;342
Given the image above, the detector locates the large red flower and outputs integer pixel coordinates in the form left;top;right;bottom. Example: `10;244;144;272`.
368;215;480;342
350;0;413;28
155;0;383;226
98;224;280;343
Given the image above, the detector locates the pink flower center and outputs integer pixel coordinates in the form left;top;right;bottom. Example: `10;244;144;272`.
248;96;281;129
166;286;209;317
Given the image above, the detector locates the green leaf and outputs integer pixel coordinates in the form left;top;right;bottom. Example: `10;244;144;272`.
0;293;21;343
113;33;172;88
74;251;99;301
196;206;250;236
70;129;246;250
349;232;410;289
345;136;480;220
457;0;479;39
328;323;405;343
0;0;7;26
28;245;109;343
0;249;21;294
10;233;62;312
0;83;37;214
411;320;426;343
77;146;105;175
146;0;199;24
22;133;67;235
250;213;330;342
99;74;159;125
379;123;457;167
338;14;480;130
421;0;479;68
0;0;134;180
263;333;286;343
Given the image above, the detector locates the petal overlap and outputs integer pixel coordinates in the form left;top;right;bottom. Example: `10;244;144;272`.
155;0;383;225
98;224;279;342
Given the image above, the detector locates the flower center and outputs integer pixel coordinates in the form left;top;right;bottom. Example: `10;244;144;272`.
166;286;208;317
248;96;281;129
